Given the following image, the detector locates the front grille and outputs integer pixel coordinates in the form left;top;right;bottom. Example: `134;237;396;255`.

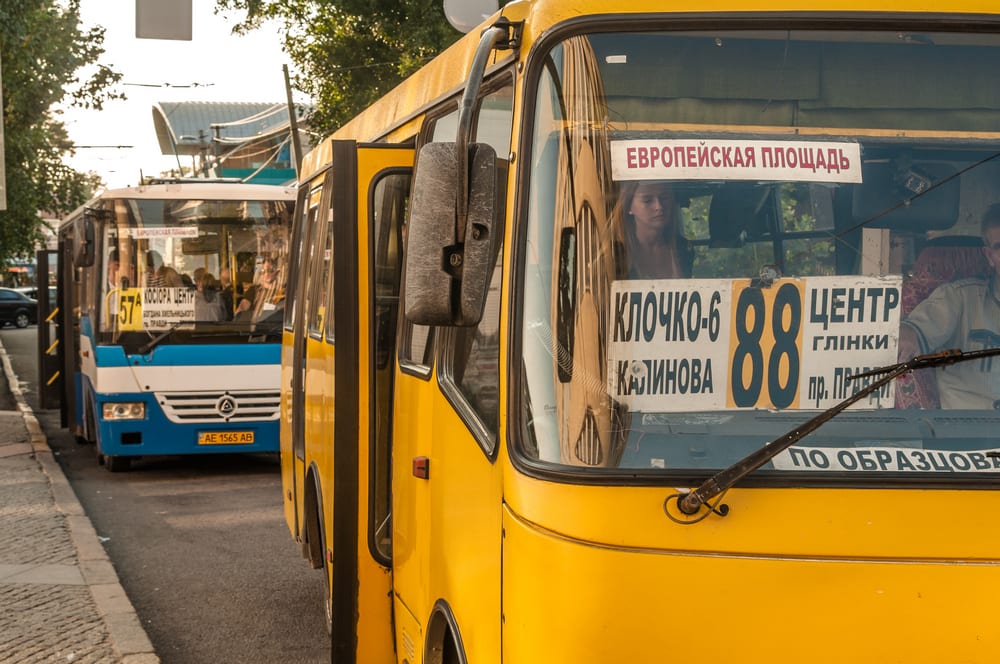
157;390;281;424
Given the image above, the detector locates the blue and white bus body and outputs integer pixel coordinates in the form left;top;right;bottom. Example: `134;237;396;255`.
58;181;295;471
76;327;280;458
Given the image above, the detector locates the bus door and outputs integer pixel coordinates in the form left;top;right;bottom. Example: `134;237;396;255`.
326;141;414;662
56;223;86;435
283;170;332;543
35;249;60;410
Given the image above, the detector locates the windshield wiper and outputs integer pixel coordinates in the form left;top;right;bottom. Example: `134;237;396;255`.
670;346;1000;521
137;321;186;354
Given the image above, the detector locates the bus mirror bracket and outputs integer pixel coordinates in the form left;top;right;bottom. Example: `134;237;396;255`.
405;18;515;327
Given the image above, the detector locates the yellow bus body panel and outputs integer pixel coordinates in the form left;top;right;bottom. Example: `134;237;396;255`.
279;328;296;535
392;371;505;664
304;332;334;522
501;474;1000;662
503;501;1000;663
504;478;1000;559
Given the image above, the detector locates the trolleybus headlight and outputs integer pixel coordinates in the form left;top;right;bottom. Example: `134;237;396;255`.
102;402;146;420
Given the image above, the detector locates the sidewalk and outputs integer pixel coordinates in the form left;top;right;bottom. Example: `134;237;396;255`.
0;340;158;664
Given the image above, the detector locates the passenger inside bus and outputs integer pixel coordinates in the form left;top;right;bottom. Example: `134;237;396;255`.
144;250;183;287
615;180;692;279
144;250;163;285
193;268;226;321
898;203;1000;410
107;249;121;289
218;267;235;320
235;257;284;321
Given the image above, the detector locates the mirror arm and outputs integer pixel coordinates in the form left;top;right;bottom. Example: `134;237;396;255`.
455;18;516;242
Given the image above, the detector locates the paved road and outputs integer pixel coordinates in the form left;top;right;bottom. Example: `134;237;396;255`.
1;326;329;664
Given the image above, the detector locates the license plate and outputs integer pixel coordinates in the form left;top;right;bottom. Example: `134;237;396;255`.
198;431;254;445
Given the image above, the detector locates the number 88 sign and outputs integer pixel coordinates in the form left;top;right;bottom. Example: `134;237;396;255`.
727;279;806;410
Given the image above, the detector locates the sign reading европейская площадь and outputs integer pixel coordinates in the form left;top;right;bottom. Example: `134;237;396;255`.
607;275;902;412
610;139;863;183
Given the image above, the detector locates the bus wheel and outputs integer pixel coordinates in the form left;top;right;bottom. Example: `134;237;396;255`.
442;631;461;664
105;455;132;472
323;560;333;635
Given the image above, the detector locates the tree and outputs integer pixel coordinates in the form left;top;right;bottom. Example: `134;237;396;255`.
216;0;462;138
0;0;122;263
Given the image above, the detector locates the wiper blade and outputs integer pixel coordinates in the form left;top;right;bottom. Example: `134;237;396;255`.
672;347;1000;520
137;321;186;354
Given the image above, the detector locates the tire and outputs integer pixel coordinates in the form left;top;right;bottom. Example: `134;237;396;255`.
305;481;332;634
323;557;333;635
14;311;30;328
443;634;461;664
104;455;132;472
315;503;332;635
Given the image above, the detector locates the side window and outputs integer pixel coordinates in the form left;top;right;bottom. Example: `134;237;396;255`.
440;78;514;446
396;104;461;369
373;172;411;369
370;170;411;562
399;321;434;370
288;179;325;331
308;184;335;338
399;81;515;376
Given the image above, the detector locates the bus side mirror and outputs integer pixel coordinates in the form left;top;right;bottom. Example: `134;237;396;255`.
73;212;96;268
404;141;498;326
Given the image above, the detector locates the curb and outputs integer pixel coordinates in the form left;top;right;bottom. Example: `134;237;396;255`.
0;339;159;664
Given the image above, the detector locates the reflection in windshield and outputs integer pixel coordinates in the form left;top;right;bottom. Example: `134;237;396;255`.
519;29;1000;477
99;197;292;346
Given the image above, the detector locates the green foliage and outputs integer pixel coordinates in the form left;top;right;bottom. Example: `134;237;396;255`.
217;0;462;138
0;0;121;263
687;183;836;279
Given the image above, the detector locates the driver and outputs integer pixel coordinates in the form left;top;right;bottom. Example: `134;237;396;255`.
898;204;1000;409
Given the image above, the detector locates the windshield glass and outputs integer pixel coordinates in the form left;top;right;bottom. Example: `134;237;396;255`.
519;27;1000;478
98;196;292;348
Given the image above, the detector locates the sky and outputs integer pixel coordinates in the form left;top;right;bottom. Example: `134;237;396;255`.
62;1;299;189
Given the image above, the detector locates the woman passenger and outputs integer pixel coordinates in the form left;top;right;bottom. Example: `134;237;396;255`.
614;180;692;279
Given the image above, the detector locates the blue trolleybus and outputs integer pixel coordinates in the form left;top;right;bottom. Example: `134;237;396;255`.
56;181;295;471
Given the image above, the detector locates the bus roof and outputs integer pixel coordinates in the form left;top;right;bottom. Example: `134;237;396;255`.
301;0;1000;181
91;181;296;201
60;181;296;228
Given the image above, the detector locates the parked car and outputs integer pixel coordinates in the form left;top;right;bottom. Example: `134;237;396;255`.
0;287;38;328
14;286;57;303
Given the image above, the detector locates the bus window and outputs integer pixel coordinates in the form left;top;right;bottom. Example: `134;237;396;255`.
370;171;411;560
439;77;513;446
309;194;335;337
444;247;504;442
687;182;838;278
398;120;441;370
519;28;1000;471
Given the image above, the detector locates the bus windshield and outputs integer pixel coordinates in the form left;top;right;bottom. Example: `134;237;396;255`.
519;27;1000;478
99;196;292;347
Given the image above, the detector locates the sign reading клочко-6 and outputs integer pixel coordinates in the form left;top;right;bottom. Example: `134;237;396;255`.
607;275;902;412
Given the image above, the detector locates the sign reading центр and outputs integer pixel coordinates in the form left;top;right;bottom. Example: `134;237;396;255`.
607;275;902;413
610;139;863;184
